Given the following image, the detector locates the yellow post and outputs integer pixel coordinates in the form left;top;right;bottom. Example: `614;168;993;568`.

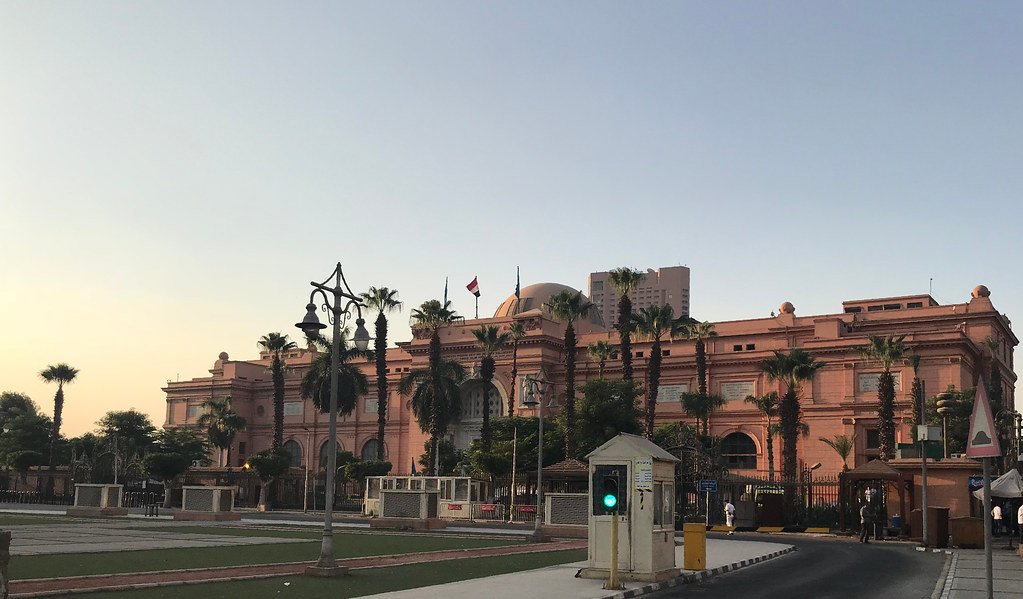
604;511;624;590
683;522;706;571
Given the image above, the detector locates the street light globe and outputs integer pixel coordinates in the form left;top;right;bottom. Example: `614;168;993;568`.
296;303;326;339
353;318;372;351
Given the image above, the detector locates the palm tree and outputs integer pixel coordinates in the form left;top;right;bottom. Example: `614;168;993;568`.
860;334;907;460
197;397;246;467
361;287;403;460
760;349;825;486
472;325;511;449
680;392;725;436
632;305;686;437
300;333;370;417
745;392;780;480
820;434;856;470
507;322;526;416
39;363;79;475
906;354;923;425
257;332;298;451
544;290;595;458
608;268;644;380
408;299;463;473
684;322;717;396
587;340;617;378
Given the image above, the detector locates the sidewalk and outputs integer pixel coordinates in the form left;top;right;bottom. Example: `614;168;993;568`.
356;538;794;599
939;547;1023;598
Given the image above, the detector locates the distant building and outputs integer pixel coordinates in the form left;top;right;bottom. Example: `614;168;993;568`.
588;266;690;326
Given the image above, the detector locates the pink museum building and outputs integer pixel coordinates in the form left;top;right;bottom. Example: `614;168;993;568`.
164;283;1016;478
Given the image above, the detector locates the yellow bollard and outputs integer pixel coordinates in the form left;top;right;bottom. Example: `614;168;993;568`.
683;522;706;571
604;512;624;590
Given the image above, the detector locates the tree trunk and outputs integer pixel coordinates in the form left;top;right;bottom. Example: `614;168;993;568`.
564;322;577;458
766;426;775;482
877;370;895;460
618;295;633;380
272;355;285;451
509;340;518;417
226;444;232;470
481;357;495;450
257;480;268;511
696;340;707;397
646;338;661;438
48;385;64;498
375;313;388;460
779;387;800;515
163;478;174;508
429;330;442;475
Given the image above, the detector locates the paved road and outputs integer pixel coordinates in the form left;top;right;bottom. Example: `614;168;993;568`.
648;535;947;599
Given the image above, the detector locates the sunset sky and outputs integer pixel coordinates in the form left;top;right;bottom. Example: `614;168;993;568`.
2;2;1020;436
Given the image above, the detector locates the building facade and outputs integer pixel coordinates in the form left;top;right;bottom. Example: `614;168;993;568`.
164;283;1016;479
588;266;691;327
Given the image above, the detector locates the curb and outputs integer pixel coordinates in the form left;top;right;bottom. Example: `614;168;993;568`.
938;551;957;599
605;545;797;599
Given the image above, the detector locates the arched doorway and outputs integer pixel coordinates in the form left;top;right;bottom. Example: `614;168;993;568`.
282;440;303;468
451;379;506;451
361;439;386;460
722;432;758;470
318;439;345;469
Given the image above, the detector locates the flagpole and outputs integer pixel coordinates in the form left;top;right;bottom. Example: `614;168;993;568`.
475;295;479;319
509;426;517;522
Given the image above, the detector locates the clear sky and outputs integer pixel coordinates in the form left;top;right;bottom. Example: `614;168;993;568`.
2;2;1020;436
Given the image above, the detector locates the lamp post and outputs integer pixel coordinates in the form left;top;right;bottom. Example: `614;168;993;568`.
808;462;821;509
521;370;553;541
936;392;955;459
295;262;371;577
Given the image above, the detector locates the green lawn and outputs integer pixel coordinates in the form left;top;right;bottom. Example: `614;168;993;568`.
81;549;587;599
130;525;323;540
11;533;519;580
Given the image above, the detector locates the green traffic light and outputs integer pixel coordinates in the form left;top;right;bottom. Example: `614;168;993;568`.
603;493;618;509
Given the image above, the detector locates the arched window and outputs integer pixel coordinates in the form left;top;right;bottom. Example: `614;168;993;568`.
361;439;385;460
722;433;757;470
318;439;345;469
282;440;302;468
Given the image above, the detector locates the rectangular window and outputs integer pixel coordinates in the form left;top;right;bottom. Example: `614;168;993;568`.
746;344;756;351
867;305;883;312
592;281;603;291
907;302;923;309
882;303;902;310
733;344;743;352
844;307;862;313
238;442;247;455
662;350;670;357
283;402;303;416
866;429;880;450
186;405;202;420
653;482;664;526
636;351;644;358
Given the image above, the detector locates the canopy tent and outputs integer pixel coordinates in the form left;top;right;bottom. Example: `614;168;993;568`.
972;469;1023;499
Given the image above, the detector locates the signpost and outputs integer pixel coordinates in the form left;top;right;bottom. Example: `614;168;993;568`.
965;382;1001;599
699;480;717;526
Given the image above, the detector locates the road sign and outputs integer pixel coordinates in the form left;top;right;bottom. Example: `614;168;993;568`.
698;479;718;493
635;458;653;492
965;382;1002;458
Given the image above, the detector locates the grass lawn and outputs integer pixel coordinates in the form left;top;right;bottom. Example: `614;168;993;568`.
130;525;323;540
11;532;520;580
81;549;587;599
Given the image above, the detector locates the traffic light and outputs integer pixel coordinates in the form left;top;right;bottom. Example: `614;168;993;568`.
592;464;628;515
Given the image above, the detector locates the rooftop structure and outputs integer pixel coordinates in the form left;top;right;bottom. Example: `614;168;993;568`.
588;266;690;327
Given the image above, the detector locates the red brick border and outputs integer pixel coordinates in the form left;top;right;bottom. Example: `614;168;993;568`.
11;540;586;597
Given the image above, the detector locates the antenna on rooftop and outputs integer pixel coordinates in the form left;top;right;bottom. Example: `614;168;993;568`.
929;277;933;296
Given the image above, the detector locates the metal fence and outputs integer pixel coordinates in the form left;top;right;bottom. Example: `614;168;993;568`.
0;490;74;505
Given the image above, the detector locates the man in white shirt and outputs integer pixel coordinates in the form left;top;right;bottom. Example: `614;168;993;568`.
993;504;1003;537
1017;503;1023;534
724;500;735;535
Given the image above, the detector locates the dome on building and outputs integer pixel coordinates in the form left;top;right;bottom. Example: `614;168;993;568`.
218;351;229;361
779;301;795;314
972;285;990;298
494;282;605;330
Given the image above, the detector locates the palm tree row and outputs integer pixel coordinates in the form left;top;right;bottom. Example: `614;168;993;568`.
544;290;595;458
361;287;403;460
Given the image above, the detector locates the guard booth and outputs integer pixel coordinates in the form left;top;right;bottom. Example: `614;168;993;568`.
579;434;680;583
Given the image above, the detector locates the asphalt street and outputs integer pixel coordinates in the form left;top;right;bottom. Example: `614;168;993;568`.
649;534;947;599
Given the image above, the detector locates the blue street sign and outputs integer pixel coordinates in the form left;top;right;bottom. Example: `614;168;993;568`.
967;475;984;492
698;479;718;493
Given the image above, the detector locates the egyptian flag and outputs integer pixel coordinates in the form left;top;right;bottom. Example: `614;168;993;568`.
466;276;481;297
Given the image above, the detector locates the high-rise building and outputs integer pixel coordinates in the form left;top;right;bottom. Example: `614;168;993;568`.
588;265;691;327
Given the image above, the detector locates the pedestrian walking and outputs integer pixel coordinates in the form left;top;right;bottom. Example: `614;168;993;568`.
859;503;872;543
992;503;1003;537
1017;503;1023;536
724;500;735;535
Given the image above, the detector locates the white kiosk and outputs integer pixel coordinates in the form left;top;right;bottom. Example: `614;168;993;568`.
578;434;679;584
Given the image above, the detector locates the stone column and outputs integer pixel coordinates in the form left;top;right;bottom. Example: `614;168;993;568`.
1;529;11;599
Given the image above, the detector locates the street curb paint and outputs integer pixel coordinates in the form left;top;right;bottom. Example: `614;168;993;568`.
604;545;797;599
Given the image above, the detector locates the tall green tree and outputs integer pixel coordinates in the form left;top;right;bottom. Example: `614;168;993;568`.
247;448;292;510
544;290;595;458
196;397;246;468
406;299;464;474
574;379;643;457
0;392;37;430
906;354;924;426
631;305;686;437
679;392;725;436
0;403;50;483
744;392;780;480
257;332;297;451
860;335;907;460
507;322;526;416
608;268;644;380
760;349;825;486
39;363;79;479
684;322;717;397
300;333;370;417
361;286;403;460
587;340;617;378
472;325;511;449
143;427;208;508
820;434;856;470
96;410;157;453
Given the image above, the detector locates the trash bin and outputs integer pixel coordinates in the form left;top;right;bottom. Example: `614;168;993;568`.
683;523;706;571
892;514;903;531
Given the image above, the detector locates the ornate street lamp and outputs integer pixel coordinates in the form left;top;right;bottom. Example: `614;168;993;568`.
936;392;956;459
521;369;554;540
296;262;371;577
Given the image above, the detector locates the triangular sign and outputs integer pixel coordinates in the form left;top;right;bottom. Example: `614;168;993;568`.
965;381;1002;458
